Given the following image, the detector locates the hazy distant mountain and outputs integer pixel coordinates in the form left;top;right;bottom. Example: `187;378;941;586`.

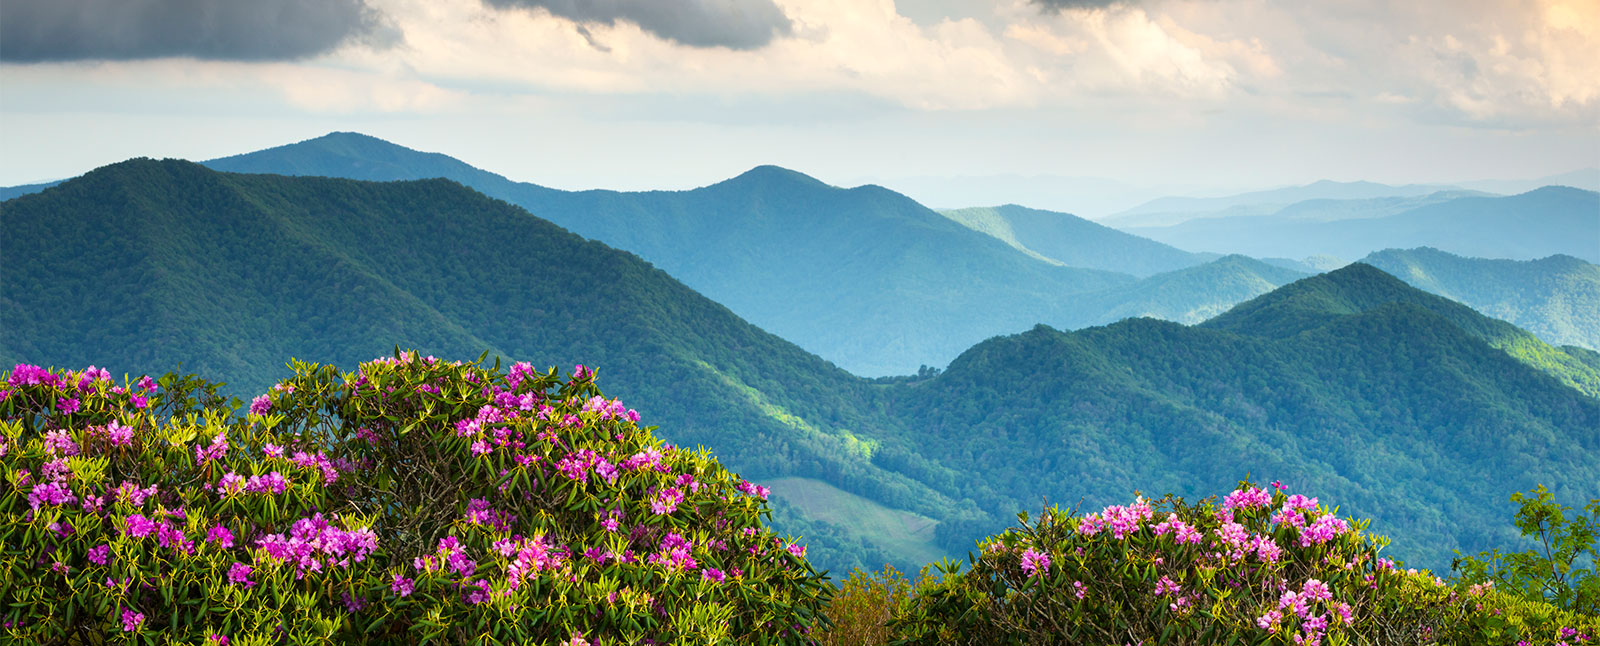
1457;167;1600;195
1073;255;1308;325
865;173;1173;219
1266;191;1492;222
0;180;61;201
1104;179;1464;228
1362;247;1600;352
1259;256;1350;273
1123;187;1600;264
939;204;1214;277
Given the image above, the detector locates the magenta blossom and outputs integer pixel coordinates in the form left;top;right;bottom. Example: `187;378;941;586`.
227;562;255;588
1020;547;1051;577
391;574;414;597
121;607;144;632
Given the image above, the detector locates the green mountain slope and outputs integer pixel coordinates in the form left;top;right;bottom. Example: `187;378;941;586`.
208;133;1137;377
0;158;966;574
1361;247;1600;352
1203;264;1600;397
938;204;1213;277
863;264;1600;570
1124;187;1600;263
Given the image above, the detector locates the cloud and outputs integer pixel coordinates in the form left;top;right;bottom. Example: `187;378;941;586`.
482;0;792;50
0;0;395;63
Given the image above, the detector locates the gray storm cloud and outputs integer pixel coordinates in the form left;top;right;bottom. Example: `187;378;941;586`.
0;0;394;62
483;0;792;50
1031;0;1131;10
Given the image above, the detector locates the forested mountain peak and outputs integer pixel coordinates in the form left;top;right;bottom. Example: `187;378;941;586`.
1202;263;1436;336
1202;263;1600;396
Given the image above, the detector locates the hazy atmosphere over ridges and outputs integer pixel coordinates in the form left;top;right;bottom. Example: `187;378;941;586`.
1;0;1596;216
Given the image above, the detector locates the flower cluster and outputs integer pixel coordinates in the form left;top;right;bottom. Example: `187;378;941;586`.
255;513;379;576
0;358;829;643
891;481;1591;646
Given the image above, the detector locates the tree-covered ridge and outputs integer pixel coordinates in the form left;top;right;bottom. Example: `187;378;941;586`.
0;157;953;574
1070;254;1308;326
1203;263;1600;396
1362;247;1600;352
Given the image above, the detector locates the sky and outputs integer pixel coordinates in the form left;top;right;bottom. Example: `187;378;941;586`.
1;0;1596;216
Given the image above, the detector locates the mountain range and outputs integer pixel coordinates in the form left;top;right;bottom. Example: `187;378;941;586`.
938;204;1215;276
1103;179;1469;228
5;159;1598;575
10;133;1592;376
204;132;1151;377
1120;187;1600;263
0;158;955;572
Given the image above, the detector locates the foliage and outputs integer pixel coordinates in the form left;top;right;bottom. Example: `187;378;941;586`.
813;565;921;646
1454;485;1599;617
0;356;831;644
889;482;1599;646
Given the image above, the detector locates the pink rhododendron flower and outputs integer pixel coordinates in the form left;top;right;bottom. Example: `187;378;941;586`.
121;607;143;632
227;562;254;588
206;523;234;549
1020;548;1051;577
652;487;683;515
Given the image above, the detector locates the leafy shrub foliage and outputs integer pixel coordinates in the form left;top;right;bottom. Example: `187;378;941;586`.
0;355;830;644
1454;485;1599;617
890;482;1598;646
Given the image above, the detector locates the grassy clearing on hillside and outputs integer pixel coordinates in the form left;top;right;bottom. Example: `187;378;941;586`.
766;476;946;566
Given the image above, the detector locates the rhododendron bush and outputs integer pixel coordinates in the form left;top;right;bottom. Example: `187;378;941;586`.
888;483;1599;646
1;355;830;644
